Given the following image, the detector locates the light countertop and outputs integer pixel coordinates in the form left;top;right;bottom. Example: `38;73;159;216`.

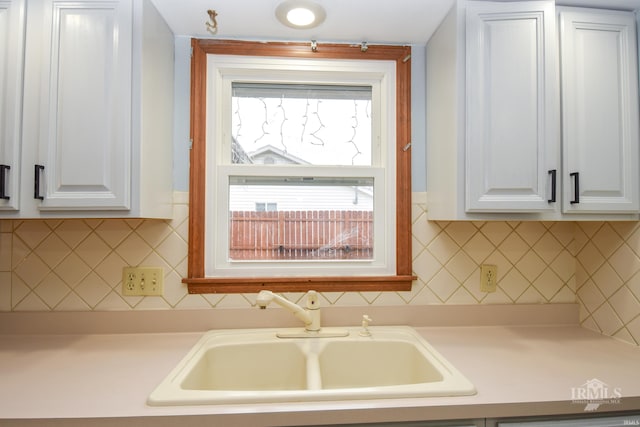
0;305;639;426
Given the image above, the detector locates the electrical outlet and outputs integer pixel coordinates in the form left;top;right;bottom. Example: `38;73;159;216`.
122;267;164;296
480;264;497;293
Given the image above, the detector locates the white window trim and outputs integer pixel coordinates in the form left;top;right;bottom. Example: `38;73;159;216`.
204;55;397;278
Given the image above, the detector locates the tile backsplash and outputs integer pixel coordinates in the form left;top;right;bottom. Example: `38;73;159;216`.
574;221;640;346
1;192;639;346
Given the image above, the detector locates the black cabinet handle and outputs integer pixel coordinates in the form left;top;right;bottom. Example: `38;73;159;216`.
0;165;10;200
547;169;556;203
34;164;45;200
570;172;580;204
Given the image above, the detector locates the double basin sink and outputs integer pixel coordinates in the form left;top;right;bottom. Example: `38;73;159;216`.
148;326;475;405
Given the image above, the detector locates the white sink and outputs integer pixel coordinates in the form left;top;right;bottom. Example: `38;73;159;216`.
181;341;308;391
318;340;445;389
148;326;476;405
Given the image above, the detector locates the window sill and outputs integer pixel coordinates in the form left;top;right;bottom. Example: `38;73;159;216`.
184;275;415;293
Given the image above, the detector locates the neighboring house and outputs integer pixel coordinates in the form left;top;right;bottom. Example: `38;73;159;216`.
229;144;374;212
248;145;310;166
228;143;374;260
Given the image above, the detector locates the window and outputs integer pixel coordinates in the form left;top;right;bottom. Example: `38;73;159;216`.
185;39;414;293
254;202;277;212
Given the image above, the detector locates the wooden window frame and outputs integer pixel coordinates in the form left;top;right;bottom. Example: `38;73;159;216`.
184;39;415;294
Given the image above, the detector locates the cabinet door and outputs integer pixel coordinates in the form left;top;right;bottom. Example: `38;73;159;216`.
35;0;133;210
495;413;640;426
466;1;559;212
0;0;25;211
559;8;640;213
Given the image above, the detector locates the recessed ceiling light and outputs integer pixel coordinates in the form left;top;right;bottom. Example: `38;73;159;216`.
276;0;326;29
287;7;315;26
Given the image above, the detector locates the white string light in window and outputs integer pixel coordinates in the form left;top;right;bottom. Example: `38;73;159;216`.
233;96;242;141
277;95;288;152
254;98;269;144
233;92;370;165
310;100;326;146
300;99;311;144
347;99;362;164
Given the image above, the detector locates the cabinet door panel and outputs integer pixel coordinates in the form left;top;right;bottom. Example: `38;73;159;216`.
38;0;132;210
0;0;25;211
559;8;639;213
466;1;558;212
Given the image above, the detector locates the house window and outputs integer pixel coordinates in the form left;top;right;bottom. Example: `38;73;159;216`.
254;202;277;212
185;39;414;293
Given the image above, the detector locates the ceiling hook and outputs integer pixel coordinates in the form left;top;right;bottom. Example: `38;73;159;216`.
360;42;368;52
311;40;318;52
205;9;218;35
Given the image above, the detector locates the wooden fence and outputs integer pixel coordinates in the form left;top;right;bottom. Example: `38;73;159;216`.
229;210;373;260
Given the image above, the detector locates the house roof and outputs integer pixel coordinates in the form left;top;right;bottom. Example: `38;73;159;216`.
247;145;311;165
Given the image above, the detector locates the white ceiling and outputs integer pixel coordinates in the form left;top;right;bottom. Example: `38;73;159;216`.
150;0;640;44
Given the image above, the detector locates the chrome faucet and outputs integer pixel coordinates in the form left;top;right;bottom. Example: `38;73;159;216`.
256;290;321;332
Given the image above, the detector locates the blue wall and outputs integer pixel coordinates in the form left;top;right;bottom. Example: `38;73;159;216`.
172;36;192;192
171;36;428;193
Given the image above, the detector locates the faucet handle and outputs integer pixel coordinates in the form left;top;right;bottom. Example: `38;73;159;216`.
362;315;372;328
305;290;319;310
359;315;373;336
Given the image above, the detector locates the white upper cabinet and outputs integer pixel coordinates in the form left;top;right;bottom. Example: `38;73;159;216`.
0;0;25;211
35;0;133;210
465;1;559;213
559;7;640;214
4;0;174;218
427;0;560;220
427;0;640;221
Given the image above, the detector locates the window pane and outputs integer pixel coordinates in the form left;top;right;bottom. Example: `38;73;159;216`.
232;83;372;166
229;177;374;261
